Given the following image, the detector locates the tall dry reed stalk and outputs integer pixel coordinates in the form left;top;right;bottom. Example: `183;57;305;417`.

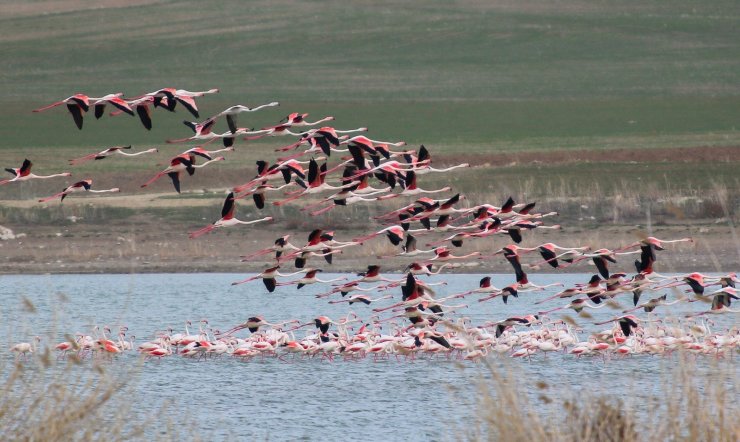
465;355;739;442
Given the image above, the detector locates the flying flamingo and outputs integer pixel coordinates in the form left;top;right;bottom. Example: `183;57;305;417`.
352;225;405;246
272;159;351;206
376;234;435;259
278;269;346;289
424;247;481;264
593;315;643;337
139;88;219;117
315;281;387;299
490;315;540;338
91;93;134;119
183;145;234;161
236;181;295;209
69;145;158;165
109;96;165;129
240;235;301;262
168;120;268;146
231;265;305;292
219;316;300;336
1;159;71;185
528;243;590;269
276;126;367;158
210;101;280;133
401;145;470;175
329;294;393;305
32;94;91;129
622;294;687;313
379;171;452;199
306;181;389;216
38;179;120;202
538;298;608;315
232;157;321;194
339;135;406;164
563;248;641;279
347;265;406;284
290;248;343;268
189;192;273;239
477;284;522;304
650;272;714;296
140;155;224;193
280;112;335;126
448;276;501;299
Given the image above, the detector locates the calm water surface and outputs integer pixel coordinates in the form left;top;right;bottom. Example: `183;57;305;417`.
1;273;736;441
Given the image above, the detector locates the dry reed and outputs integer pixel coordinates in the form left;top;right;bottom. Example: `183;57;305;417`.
465;355;739;442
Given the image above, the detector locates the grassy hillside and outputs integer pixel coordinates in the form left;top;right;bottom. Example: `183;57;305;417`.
0;0;738;151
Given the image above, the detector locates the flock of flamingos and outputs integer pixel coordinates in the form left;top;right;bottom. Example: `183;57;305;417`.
7;88;739;362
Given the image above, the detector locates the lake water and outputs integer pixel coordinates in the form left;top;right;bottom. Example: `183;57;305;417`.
1;273;737;441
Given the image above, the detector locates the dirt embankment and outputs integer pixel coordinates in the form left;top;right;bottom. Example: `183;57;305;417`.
1;221;737;275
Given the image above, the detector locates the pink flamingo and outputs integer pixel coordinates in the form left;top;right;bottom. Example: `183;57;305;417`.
1;159;71;185
210;101;280;133
38;179;120;202
189;192;273;239
32;94;91;129
140;155;224;193
69;145;158;165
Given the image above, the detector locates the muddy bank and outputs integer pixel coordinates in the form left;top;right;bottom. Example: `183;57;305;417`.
1;222;736;275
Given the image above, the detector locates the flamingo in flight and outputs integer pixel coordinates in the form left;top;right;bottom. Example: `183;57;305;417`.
91;93;134;119
304;180;389;216
622;294;687;314
69;145;158;165
380;171;452;199
140;155;224;193
239;235;300;262
32;94;91;129
272;159;351;206
278;269;346;289
352;225;405;246
402;145;470;175
528;243;591;269
280;112;335;127
109;96;168;130
182;146;234;162
329;294;393;305
168;120;269;147
232;158;317;194
231;265;305;292
38;179;120;202
315;281;386;299
189;192;273;239
1;159;71;185
139;88;219;117
210;101;280;133
276;126;367;158
236;181;295;209
348;265;406;284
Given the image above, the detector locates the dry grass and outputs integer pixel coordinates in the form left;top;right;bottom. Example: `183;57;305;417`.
466;355;739;442
1;316;200;441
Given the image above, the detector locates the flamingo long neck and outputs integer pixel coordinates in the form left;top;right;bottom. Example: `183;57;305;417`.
429;164;469;172
88;188;119;194
31;173;70;179
368;139;404;147
193;157;223;168
304;117;334;126
250;102;279;112
120;149;158;157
